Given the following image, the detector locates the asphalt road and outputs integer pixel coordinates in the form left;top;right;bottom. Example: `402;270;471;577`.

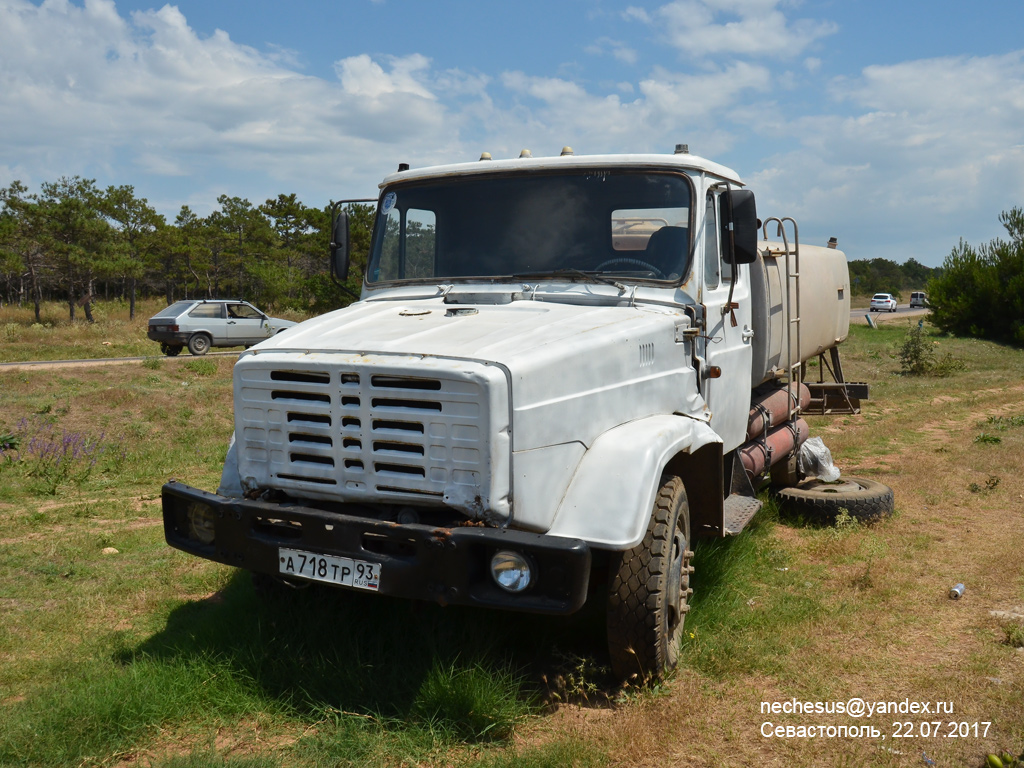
850;305;929;325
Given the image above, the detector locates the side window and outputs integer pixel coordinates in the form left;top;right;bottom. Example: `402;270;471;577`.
375;207;435;281
228;304;261;319
188;303;223;318
405;209;436;279
377;208;401;281
703;193;720;289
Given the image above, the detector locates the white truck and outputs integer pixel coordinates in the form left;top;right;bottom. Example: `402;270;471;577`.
162;146;890;680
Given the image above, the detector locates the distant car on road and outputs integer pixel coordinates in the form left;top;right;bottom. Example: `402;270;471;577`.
909;291;927;308
147;299;297;356
870;293;898;312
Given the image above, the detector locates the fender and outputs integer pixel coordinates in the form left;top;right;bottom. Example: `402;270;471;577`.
216;432;243;498
546;414;723;550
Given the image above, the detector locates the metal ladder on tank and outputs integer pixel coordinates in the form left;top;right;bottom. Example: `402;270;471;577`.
762;217;803;423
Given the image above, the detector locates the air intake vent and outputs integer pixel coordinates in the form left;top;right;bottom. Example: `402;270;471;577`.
371;375;442;391
373;420;424;433
373;441;425;456
371;398;442;411
271;370;330;384
288;412;331;426
273;391;330;403
289;434;332;446
290;453;334;466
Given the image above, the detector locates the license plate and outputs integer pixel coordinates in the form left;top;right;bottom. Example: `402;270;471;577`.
278;547;381;591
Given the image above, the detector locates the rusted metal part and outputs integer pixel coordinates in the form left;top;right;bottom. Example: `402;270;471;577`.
738;417;809;478
803;347;869;415
747;383;811;441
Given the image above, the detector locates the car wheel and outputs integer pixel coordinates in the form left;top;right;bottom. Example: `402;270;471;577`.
187;334;211;356
160;343;182;357
775;477;894;523
607;475;692;681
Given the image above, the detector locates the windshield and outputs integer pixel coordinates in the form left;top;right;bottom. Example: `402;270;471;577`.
366;170;692;284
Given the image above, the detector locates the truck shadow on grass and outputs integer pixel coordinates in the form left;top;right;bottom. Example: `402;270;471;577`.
120;568;611;735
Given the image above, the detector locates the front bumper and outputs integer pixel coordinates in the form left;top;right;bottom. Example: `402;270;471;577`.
162;481;592;614
148;329;190;344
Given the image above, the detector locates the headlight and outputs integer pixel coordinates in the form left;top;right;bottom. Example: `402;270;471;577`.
490;550;533;593
187;503;216;545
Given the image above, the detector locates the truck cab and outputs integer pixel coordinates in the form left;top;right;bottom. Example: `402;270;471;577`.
162;147;855;680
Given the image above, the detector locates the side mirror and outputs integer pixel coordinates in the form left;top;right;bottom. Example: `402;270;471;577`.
720;189;758;264
330;210;351;281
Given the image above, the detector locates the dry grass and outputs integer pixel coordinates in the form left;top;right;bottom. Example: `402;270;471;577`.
0;298;310;363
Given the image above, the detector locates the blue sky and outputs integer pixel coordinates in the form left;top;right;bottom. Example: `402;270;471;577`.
3;0;1024;266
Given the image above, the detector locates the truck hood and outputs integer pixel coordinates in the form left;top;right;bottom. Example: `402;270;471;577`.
249;296;705;452
255;296;673;362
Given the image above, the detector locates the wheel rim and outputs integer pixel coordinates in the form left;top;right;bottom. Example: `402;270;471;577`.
665;527;687;633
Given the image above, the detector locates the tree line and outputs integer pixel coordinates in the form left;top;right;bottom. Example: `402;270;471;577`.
847;256;941;298
0;177;374;322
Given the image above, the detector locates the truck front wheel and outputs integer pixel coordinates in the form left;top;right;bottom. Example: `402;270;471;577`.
606;475;692;681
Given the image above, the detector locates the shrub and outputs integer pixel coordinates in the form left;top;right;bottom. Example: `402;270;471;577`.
928;208;1024;345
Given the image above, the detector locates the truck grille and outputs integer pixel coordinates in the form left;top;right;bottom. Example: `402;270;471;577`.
234;354;509;517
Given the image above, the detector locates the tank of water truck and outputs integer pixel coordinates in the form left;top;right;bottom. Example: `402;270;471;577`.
748;241;851;388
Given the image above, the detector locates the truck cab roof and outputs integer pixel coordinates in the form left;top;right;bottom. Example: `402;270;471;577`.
380;151;745;188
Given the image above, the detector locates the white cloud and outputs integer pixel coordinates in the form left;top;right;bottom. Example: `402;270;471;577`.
636;0;837;59
0;0;469;207
747;52;1024;263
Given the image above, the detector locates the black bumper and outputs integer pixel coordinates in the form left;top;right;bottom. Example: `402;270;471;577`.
162;481;592;615
147;330;189;344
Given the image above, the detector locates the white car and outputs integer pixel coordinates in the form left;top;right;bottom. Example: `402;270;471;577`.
147;299;297;356
870;293;897;312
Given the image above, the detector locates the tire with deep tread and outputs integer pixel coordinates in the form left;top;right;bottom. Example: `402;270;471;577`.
776;476;894;522
606;475;691;681
187;333;211;356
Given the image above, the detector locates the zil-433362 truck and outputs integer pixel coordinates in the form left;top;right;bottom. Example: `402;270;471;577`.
162;145;892;680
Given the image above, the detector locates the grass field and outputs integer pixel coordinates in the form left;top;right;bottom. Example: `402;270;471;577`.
0;299;310;363
1;302;1022;767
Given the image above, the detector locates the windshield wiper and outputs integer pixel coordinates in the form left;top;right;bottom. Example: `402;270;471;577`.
510;268;626;290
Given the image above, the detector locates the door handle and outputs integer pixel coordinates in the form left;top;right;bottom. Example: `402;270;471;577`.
741;325;755;342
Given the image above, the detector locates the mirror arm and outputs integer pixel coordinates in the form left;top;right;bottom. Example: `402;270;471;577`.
722;184;739;325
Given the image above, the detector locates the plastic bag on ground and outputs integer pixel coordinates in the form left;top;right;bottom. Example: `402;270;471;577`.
799;436;841;482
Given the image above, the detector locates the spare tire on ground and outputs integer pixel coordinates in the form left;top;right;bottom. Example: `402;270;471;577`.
775;477;894;523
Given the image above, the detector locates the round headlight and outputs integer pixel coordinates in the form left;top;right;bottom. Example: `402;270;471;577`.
187;503;216;545
490;550;532;593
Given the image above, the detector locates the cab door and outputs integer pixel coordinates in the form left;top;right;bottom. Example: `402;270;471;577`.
700;189;753;453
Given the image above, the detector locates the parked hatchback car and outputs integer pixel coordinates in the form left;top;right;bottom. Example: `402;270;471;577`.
909;291;927;308
148;300;297;356
869;293;897;312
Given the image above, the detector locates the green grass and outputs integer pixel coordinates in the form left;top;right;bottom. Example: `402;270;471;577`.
680;501;828;682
